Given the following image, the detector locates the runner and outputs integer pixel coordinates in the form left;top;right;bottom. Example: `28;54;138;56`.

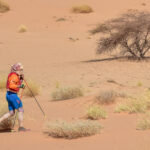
0;63;27;131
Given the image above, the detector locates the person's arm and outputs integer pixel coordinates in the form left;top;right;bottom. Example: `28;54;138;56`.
20;74;24;82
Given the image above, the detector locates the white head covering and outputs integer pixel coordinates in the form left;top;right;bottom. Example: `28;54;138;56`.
11;63;24;75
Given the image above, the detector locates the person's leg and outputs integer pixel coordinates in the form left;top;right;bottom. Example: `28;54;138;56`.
18;107;24;127
0;111;15;123
0;92;15;123
9;93;23;127
14;95;27;131
11;93;28;131
18;107;29;131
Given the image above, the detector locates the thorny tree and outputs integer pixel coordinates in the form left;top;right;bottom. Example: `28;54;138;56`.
91;10;150;59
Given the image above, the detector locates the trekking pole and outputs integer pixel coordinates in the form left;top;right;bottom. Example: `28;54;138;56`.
24;79;45;117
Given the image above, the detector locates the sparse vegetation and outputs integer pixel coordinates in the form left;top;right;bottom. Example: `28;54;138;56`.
51;86;83;100
96;90;117;104
137;118;150;130
128;99;147;113
115;92;150;113
45;120;102;139
0;101;13;131
87;105;107;120
137;81;143;87
91;10;150;59
18;25;27;33
115;100;147;114
0;0;10;13
0;77;6;90
24;80;40;97
71;5;93;14
115;103;130;113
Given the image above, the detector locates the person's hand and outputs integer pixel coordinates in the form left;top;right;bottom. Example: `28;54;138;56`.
19;84;25;89
20;74;24;80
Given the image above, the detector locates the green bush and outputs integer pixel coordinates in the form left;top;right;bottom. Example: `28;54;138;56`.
45;120;102;139
87;105;107;120
51;86;83;100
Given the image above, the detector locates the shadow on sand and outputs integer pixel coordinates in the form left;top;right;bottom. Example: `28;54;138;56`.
82;56;150;63
0;129;12;133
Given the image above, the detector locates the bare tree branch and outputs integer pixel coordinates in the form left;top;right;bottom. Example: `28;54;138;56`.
91;10;150;59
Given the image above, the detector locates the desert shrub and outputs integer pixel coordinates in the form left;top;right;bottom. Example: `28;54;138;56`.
137;118;150;130
115;92;150;113
115;103;130;113
87;105;107;120
0;0;10;13
0;77;6;90
51;86;83;100
91;10;150;59
71;5;93;13
128;99;147;113
115;100;147;113
18;25;27;33
24;80;40;97
96;90;117;104
137;81;143;87
45;120;102;139
0;101;13;130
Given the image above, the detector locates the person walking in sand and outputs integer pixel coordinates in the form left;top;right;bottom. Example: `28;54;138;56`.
0;63;28;132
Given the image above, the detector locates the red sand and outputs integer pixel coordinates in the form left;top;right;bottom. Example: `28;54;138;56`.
1;0;150;149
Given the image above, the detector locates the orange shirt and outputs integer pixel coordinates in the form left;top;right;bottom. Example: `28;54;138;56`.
7;73;21;92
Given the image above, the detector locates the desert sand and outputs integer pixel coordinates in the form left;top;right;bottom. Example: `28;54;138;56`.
1;0;150;150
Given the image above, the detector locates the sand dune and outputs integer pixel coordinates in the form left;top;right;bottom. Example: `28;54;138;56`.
0;0;150;149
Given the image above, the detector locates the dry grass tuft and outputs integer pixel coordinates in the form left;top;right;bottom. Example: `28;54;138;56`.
86;105;107;120
0;0;10;13
24;80;40;97
137;81;143;87
115;100;147;113
51;86;83;100
128;99;147;113
0;77;6;90
96;90;118;104
115;103;130;113
137;118;150;130
18;25;27;33
115;91;150;114
0;100;13;130
71;5;93;14
115;100;147;114
45;120;102;139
